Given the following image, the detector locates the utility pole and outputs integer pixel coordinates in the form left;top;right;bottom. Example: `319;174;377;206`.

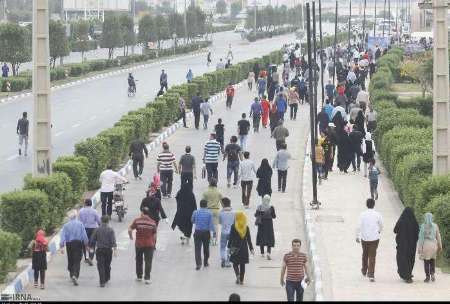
362;0;366;48
418;0;450;175
374;0;377;36
131;0;135;55
388;0;391;37
312;1;318;140
382;0;386;37
348;0;352;54
32;0;52;177
319;0;325;106
184;0;188;44
396;0;400;45
306;2;320;209
254;0;257;35
332;0;337;85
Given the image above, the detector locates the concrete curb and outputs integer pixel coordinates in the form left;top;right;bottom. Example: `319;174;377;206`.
0;51;206;105
302;134;325;301
1;80;243;296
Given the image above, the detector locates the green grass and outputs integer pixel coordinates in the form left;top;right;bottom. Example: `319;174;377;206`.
391;82;422;93
437;255;450;274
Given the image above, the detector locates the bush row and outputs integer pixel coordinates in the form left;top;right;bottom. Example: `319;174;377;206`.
246;26;299;42
211;24;236;33
0;41;211;93
370;47;450;259
0;230;21;282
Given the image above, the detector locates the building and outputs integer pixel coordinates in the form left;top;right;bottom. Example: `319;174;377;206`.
63;0;129;21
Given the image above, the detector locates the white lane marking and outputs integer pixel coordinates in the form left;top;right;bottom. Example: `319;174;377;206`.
89;115;97;121
72;123;80;128
6;155;18;161
54;131;64;137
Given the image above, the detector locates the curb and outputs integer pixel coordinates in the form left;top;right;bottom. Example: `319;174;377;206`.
0;50;206;105
1;80;243;296
302;134;325;301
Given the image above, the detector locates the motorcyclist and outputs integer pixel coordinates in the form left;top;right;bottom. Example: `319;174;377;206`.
128;73;136;93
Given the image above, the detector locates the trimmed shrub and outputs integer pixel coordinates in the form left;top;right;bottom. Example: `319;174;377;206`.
23;173;72;232
0;190;51;251
395;96;432;117
88;59;108;71
146;99;168;130
203;73;217;95
98;127;128;169
1;77;31;92
186;82;199;105
0;230;21;282
74;137;109;189
52;156;88;204
370;89;398;104
164;92;181;123
192;77;209;99
415;174;450;217
428;193;450;259
117;113;147;141
69;63;89;77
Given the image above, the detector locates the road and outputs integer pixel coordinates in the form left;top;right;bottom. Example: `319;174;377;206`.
23;76;312;301
0;30;299;193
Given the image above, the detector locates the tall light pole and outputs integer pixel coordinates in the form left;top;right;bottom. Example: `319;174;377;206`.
254;0;257;35
362;0;366;48
382;0;386;37
32;0;52;177
184;0;188;44
374;0;377;36
131;0;135;55
418;0;450;175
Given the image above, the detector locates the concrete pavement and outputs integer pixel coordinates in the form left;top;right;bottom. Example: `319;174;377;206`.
24;79;313;301
0;30;300;193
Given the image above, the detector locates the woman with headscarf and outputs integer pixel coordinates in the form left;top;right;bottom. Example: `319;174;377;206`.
354;109;366;137
172;183;197;245
31;229;48;289
260;95;271;128
255;195;276;260
227;211;254;285
269;104;279;133
362;132;376;177
418;213;443;283
256;159;273;201
394;207;419;283
146;173;161;201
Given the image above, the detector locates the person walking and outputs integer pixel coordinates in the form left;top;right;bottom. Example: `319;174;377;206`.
257;76;267;97
179;96;187;128
288;87;300;120
129;137;149;180
203;133;222;182
99;166;127;217
260;96;271;128
247;71;255;90
128;207;158;284
191;93;203;130
280;239;311;302
2;62;9;78
325;79;335;104
172;183;197;245
394;207;419;283
368;159;380;200
191;199;216;270
272;143;291;193
269;104;280;133
298;78;308;104
186;68;193;83
228;211;254;285
160;69;168;92
237;113;251;151
366;104;378;133
256;158;273;201
249;97;263;133
418;213;443;283
78;198;101;266
226;83;235;109
219;197;235;268
60;210;89;286
202;178;222;245
255;195;276;260
214;118;225;152
140;191;168;227
30;229;48;289
178;145;196;189
200;98;213;130
275;91;288;121
362;132;376;177
239;151;257;208
157;142;178;199
356;198;383;282
223;135;243;188
17;111;29;156
315;139;325;184
89;215;117;287
272;120;289;151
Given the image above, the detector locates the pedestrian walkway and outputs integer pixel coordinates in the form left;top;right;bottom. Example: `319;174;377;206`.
303;107;450;300
24;81;313;301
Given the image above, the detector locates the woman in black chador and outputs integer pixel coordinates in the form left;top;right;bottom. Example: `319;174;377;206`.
394;207;419;283
171;183;197;244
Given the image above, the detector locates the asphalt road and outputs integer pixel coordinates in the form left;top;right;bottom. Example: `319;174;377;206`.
0;30;299;193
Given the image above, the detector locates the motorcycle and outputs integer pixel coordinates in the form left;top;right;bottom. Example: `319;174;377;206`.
113;183;128;222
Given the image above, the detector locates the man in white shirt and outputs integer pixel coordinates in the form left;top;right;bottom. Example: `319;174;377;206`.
99;165;127;217
356;198;383;282
239;151;257;208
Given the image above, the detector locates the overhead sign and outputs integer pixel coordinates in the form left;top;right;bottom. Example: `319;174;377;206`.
63;0;129;11
367;36;390;52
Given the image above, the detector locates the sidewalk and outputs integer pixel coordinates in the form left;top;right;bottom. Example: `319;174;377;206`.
302;101;450;300
24;81;313;301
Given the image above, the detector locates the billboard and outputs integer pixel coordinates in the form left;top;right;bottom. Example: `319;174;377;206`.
367;36;390;53
63;0;129;11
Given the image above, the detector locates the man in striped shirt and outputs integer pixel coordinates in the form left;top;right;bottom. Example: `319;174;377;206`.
280;239;311;302
157;142;178;198
203;133;221;182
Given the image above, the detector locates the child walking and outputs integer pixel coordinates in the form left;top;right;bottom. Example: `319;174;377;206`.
368;159;380;200
31;229;48;289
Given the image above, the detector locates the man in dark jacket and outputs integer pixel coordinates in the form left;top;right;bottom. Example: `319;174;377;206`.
349;128;364;172
191;93;203;130
17;111;29;156
129;138;149;180
160;69;168;92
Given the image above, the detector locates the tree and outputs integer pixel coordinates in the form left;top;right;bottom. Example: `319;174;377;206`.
153;15;170;49
120;15;135;56
230;1;242;18
216;0;227;16
71;20;90;62
49;20;70;68
0;23;31;76
101;15;123;59
138;14;156;49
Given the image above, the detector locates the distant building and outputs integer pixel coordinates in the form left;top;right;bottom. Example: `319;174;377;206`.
63;0;129;21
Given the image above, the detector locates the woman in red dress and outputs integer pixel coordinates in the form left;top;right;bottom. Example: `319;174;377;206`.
260;95;270;128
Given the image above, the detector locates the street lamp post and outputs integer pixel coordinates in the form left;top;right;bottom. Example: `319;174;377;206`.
172;33;177;55
319;0;325;106
418;0;450;175
332;1;337;85
374;0;377;37
32;0;52;177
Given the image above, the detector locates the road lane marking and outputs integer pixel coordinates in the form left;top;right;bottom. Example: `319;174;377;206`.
72;123;80;128
54;131;64;137
6;155;18;161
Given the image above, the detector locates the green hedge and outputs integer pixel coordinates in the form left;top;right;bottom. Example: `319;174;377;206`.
74;137;109;189
0;230;21;283
70;39;98;52
1;77;31;92
50;67;67;81
395;96;433;117
52;155;88;204
0;190;51;251
428;193;450;259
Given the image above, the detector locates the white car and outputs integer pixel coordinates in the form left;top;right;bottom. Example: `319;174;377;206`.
234;25;245;33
